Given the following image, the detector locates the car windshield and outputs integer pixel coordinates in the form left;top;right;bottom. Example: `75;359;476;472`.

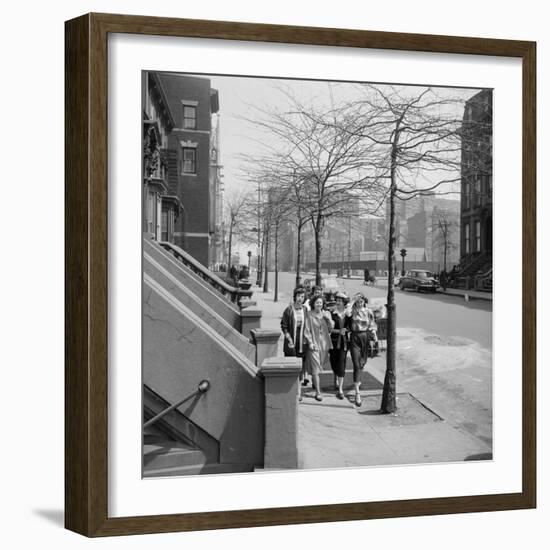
415;271;432;279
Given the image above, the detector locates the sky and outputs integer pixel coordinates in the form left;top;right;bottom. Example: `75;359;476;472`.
184;73;484;261
191;73;482;202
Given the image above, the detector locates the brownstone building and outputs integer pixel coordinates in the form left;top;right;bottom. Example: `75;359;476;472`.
143;72;222;267
457;89;493;288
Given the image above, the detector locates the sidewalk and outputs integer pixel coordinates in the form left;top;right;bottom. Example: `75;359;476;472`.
251;284;492;469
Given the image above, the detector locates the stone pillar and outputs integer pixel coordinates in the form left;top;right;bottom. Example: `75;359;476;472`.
239;299;257;309
240;308;262;338
260;357;302;469
250;329;281;367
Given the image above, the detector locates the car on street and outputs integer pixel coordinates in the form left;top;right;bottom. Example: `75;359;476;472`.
398;270;439;293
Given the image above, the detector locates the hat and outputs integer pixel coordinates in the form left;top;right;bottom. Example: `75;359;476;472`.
334;291;349;304
352;292;368;303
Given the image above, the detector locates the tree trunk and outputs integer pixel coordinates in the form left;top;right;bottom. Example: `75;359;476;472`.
381;126;401;414
314;217;323;286
263;226;270;293
274;224;279;302
257;232;264;287
295;223;302;287
227;222;233;274
443;230;448;273
347;216;352;278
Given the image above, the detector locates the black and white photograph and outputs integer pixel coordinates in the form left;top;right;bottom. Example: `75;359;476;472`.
142;70;493;478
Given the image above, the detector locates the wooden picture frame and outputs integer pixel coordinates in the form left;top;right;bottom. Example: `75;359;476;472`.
65;12;536;537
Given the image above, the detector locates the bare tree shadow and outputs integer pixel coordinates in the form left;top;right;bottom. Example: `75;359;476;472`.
33;509;64;527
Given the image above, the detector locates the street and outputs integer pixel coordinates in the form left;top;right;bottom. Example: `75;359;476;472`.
263;270;493;450
268;271;492;350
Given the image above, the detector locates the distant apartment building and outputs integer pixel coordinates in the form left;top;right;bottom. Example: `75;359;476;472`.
384;194;460;268
142;71;222;268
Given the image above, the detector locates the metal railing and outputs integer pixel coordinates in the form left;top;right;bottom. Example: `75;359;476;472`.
143;380;210;430
474;267;493;291
159;241;253;306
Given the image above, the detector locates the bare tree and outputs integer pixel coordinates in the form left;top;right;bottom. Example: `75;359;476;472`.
224;191;254;275
241;90;382;286
336;84;490;413
431;207;459;274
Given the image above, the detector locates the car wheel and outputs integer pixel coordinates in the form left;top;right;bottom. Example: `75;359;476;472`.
415;284;420;292
399;282;404;291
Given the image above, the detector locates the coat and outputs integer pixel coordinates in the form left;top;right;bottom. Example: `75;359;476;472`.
280;304;307;356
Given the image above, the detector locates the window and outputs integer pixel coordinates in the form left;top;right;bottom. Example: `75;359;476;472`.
147;192;156;234
475;221;481;252
183;105;196;129
464;180;470;209
464;223;470;254
474;175;481;206
182;148;196;174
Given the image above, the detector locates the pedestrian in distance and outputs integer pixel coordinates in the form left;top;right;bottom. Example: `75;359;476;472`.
280;287;308;401
347;292;375;406
329;292;350;399
304;295;334;402
229;265;238;285
363;268;370;286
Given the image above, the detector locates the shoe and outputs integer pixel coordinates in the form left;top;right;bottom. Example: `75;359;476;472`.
302;379;309;386
315;394;323;402
337;391;344;400
298;395;303;402
355;393;362;406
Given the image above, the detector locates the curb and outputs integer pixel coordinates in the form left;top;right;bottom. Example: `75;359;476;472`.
439;290;493;302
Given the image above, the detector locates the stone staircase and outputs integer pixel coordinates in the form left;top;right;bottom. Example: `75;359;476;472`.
452;252;492;290
143;236;265;476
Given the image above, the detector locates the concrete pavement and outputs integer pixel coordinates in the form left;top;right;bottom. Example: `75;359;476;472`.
253;281;492;470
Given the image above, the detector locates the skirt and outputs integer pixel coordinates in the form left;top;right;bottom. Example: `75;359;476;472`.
329;346;347;377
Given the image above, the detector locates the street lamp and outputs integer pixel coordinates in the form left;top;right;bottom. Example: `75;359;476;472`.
400;248;407;276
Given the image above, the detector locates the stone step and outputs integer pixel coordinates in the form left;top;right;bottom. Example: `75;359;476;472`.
144;439;205;471
143;460;255;478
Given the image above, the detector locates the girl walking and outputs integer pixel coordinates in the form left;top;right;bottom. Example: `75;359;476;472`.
304;296;334;401
329;292;350;400
348;293;375;406
281;287;308;400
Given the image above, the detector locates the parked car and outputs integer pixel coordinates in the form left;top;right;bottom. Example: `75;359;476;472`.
302;277;342;309
398;270;439;292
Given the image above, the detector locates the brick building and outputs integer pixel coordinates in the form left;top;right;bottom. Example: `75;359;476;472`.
460;89;493;261
142;72;221;267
